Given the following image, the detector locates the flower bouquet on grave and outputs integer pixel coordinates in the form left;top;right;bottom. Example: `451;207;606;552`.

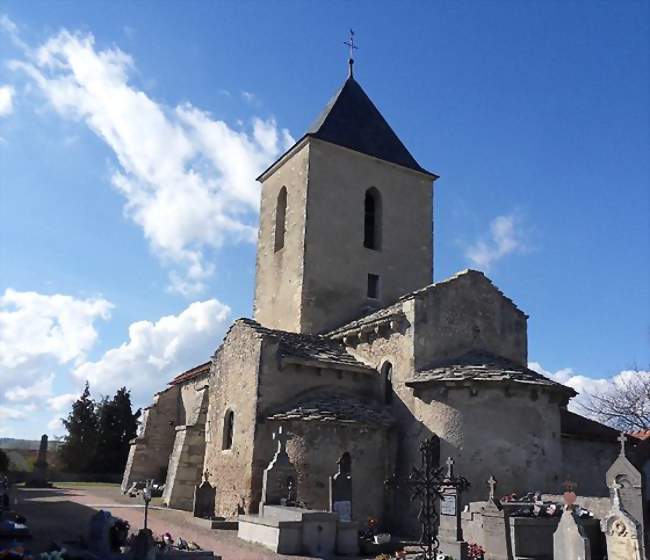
467;543;485;560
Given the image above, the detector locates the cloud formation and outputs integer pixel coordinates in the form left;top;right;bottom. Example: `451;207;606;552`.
73;299;230;402
10;28;293;294
529;361;650;418
0;85;14;116
0;289;112;374
465;214;528;270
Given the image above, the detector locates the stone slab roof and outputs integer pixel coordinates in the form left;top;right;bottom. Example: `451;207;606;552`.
238;318;373;373
405;351;576;395
267;391;394;428
169;361;211;386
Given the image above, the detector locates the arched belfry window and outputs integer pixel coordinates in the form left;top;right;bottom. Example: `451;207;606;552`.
274;186;287;252
363;188;381;250
222;409;234;450
381;362;393;404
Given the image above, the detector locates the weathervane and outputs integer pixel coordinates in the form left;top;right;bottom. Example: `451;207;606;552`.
344;29;358;77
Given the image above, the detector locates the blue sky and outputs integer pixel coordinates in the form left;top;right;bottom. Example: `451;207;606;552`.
0;1;648;439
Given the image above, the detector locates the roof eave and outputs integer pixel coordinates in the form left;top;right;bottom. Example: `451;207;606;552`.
257;135;439;183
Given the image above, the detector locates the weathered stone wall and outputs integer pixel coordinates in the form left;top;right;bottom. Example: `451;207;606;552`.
412;270;528;369
301;140;434;334
560;437;618;497
413;384;563;504
180;375;209;426
253;143;310;333
203;323;262;517
256;420;395;526
121;386;179;491
163;388;209;510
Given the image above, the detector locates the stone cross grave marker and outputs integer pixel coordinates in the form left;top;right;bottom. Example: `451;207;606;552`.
481;475;509;560
601;481;643;560
553;507;590;560
261;426;298;507
193;470;216;519
329;452;352;522
438;457;470;560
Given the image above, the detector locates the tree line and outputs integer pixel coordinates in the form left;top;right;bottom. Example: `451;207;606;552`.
59;383;140;474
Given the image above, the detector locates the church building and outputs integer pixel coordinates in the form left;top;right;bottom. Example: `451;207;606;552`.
121;64;620;535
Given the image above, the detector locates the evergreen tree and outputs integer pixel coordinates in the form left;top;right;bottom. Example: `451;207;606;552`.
0;449;9;473
59;382;99;473
93;387;140;473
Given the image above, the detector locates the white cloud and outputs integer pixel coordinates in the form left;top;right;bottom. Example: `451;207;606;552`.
10;29;293;294
529;361;650;418
465;214;528;270
0;85;14;116
5;373;54;401
47;392;78;412
0;405;25;421
73;299;230;403
0;289;112;373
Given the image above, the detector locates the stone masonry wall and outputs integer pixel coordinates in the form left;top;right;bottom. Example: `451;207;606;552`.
560;437;618;497
203;323;263;517
301;140;434;334
253;143;310;333
412;270;528;369
121;386;179;491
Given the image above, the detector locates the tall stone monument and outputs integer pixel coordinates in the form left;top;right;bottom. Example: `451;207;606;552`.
439;457;469;560
26;434;52;488
553;488;590;560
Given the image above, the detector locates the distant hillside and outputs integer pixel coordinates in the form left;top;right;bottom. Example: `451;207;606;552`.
0;438;62;451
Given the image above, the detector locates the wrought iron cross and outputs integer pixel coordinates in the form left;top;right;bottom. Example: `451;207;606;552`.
344;29;358;77
386;439;469;560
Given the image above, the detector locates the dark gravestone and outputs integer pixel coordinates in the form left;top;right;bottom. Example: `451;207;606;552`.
329;452;352;522
26;434;52;488
193;471;216;519
260;426;298;508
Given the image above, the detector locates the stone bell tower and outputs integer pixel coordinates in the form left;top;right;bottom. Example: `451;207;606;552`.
254;67;438;334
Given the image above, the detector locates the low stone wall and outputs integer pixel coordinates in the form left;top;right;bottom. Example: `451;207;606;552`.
8;470;122;484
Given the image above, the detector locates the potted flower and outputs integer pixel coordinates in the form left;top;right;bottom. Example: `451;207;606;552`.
468;543;485;560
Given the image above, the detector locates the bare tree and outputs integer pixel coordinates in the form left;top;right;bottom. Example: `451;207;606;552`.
579;368;650;432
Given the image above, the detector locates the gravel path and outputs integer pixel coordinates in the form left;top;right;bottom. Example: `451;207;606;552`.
6;484;366;560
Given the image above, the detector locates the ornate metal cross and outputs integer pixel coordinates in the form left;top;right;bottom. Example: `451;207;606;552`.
344;29;358;76
386;438;470;560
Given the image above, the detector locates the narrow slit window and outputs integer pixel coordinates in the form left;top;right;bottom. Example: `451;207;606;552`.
363;188;382;250
274;186;287;252
367;274;379;299
382;362;393;404
222;409;234;450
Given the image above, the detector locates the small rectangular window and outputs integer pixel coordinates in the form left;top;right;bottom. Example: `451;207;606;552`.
367;274;379;299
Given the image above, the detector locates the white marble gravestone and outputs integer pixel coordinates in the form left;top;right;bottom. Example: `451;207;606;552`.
553;508;590;560
601;482;643;560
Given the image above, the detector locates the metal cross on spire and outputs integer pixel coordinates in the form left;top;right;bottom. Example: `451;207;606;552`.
344;29;358;78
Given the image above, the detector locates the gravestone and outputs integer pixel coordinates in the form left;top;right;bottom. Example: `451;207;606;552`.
89;510;123;560
553;508;590;560
260;426;298;508
26;434;52;488
438;457;469;560
481;476;509;560
193;470;216;519
329;452;352;522
601;481;643;560
606;432;646;557
129;528;156;560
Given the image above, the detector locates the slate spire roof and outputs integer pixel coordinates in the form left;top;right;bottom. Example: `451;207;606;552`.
306;76;436;177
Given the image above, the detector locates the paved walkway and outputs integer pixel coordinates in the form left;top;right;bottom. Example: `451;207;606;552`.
7;484;367;560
